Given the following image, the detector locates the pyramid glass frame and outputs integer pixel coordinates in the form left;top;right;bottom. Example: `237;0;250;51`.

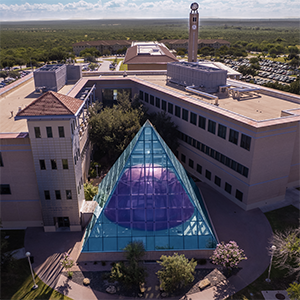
82;120;217;253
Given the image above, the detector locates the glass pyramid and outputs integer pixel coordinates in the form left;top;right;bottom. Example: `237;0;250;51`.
82;120;217;253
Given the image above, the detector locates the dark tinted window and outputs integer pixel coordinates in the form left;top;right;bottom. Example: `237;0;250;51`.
208;120;216;134
229;129;239;145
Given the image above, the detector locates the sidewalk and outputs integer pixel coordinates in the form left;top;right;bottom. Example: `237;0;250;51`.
25;182;275;300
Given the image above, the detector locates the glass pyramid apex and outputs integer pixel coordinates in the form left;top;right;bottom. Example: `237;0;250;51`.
82;120;217;252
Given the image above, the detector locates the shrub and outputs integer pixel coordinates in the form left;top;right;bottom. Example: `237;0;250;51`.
210;241;247;269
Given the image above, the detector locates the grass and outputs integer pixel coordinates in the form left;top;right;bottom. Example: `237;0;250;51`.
1;258;72;300
119;62;127;71
227;205;300;300
0;230;72;300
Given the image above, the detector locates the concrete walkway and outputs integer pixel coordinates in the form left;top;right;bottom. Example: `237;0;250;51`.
24;182;288;300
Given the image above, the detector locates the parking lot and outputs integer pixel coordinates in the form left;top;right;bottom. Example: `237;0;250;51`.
224;58;297;85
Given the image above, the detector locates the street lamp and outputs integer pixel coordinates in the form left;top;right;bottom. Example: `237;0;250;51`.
26;252;38;290
96;164;99;178
266;245;276;282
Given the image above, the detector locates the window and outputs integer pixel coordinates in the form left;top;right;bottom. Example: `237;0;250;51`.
62;159;68;170
240;134;251;151
218;124;227;139
229;129;239;145
181;154;186;163
0;184;11;194
182;109;188;121
162;100;166;111
168;103;173;114
39;160;46;170
55;190;61;200
198;116;206;130
51;159;57;170
196;164;202;174
175;106;181;118
225;182;232;194
189;159;194;168
44;190;50;200
71;123;74;135
34;127;41;138
46;126;53;138
155;97;160;108
58;126;65;138
139;90;144;100
205;170;211;180
150;95;154;105
214;176;221;187
145;93;149;103
190;112;197;125
208;120;216;134
66;190;72;200
235;189;243;201
0;152;3;167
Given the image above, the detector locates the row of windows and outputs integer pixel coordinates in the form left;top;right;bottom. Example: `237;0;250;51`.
139;91;251;151
34;126;65;139
44;189;72;200
177;130;249;178
39;159;69;170
179;155;244;202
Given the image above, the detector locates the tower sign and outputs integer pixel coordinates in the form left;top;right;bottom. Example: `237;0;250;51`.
188;2;199;62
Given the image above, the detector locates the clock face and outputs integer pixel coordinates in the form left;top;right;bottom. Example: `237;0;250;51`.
192;25;197;30
191;2;198;10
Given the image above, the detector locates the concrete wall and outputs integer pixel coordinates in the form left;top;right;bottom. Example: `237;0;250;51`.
0;135;43;228
67;65;82;83
128;64;168;71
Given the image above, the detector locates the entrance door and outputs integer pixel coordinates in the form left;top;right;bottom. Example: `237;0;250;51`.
57;217;70;228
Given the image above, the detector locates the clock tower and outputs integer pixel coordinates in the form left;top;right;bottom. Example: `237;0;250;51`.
188;2;199;62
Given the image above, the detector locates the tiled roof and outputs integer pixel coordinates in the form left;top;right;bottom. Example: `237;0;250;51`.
16;91;83;117
73;40;132;47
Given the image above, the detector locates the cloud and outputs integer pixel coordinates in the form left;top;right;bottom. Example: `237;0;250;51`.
0;0;299;20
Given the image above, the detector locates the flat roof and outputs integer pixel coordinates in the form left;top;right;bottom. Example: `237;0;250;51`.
135;75;300;122
0;78;76;134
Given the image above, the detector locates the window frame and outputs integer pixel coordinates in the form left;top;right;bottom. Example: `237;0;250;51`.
208;120;216;134
188;159;194;168
225;182;232;194
181;153;186;163
58;126;65;138
62;159;69;170
168;103;173;114
155;97;160;108
161;100;166;111
39;159;46;170
240;134;251;151
175;105;181;118
198;115;206;130
0;184;11;194
66;190;72;200
55;190;61;200
218;124;227;139
205;170;211;180
182;108;188;121
229;129;239;145
190;112;197;125
46;126;53;138
51;159;57;170
44;190;51;200
34;127;41;138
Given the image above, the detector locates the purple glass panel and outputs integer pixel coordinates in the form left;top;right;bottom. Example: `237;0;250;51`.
118;209;131;222
104;166;194;230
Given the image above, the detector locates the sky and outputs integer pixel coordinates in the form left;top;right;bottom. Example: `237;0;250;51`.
0;0;299;21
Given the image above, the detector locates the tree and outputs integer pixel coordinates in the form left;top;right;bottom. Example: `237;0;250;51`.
146;111;179;153
156;253;197;293
83;182;98;200
88;92;144;163
210;241;247;270
271;227;300;280
110;241;147;291
287;282;300;300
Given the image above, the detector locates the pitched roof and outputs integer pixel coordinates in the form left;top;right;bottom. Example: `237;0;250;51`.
124;43;178;65
16;91;83;117
81;120;217;253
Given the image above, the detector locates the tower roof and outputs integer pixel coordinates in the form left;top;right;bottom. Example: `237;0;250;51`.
82;120;217;253
15;91;83;118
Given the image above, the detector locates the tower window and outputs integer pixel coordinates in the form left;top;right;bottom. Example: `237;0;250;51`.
145;93;149;103
58;126;65;138
214;176;221;187
218;124;227;139
198;116;206;129
162;100;166;111
181;154;186;163
0;184;11;194
168;103;173;114
39;160;46;170
240;134;251;151
182;109;188;121
150;95;154;105
62;159;69;170
46;127;53;138
205;170;211;180
55;190;61;200
66;190;72;200
208;120;216;134
155;97;160;108
0;152;3;167
51;159;57;170
34;127;41;138
189;159;194;168
196;164;202;174
225;182;232;194
190;112;197;125
175;106;181;118
44;190;50;200
229;129;239;145
235;190;243;201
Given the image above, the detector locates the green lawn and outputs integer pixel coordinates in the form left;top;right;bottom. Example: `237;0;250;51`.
119;62;127;71
227;205;300;300
0;229;72;300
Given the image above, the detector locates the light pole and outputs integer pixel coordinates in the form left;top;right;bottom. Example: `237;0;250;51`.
266;245;276;282
96;164;99;178
26;252;38;290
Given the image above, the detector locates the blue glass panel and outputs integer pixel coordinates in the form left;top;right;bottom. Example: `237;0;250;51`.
104;238;117;251
155;195;167;208
155;236;169;249
118;223;131;235
170;236;183;249
103;223;117;237
118;237;132;250
146;236;155;250
118;209;131;222
184;236;198;249
90;237;102;251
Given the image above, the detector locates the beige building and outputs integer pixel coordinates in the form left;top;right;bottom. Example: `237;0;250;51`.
123;42;178;71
